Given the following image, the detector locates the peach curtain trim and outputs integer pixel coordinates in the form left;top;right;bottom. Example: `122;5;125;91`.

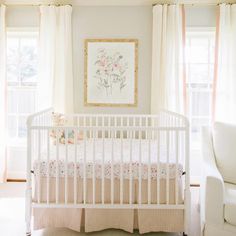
212;6;220;123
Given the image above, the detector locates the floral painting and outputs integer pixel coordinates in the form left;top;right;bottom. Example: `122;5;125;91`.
95;49;128;95
85;39;138;106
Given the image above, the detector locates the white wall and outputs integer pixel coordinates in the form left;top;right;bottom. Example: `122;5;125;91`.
185;5;217;27
6;6;39;27
7;147;26;179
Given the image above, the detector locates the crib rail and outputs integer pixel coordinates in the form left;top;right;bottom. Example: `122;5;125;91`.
25;108;190;235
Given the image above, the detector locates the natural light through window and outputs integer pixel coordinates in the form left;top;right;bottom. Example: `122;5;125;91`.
186;28;215;182
7;30;38;146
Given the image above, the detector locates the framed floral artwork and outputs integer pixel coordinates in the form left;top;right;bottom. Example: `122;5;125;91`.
84;39;138;107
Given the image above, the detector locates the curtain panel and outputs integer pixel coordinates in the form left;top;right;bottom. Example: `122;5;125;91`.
0;5;6;183
38;5;74;114
151;4;186;114
213;4;236;123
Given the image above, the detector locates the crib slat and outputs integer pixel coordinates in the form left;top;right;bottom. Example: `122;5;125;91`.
56;129;59;204
185;125;190;232
74;128;78;204
148;130;151;205
109;117;111;138
111;129;114;205
65;129;68;204
138;128;142;205
151;117;154;139
157;129;160;205
175;130;179;205
102;128;105;205
129;130;133;205
95;117;98;138
166;131;170;205
46;129;50;204
145;117;148;138
127;117;129;138
37;130;41;204
92;130;96;205
120;128;124;205
90;117;92;138
83;129;87;204
115;117;117;138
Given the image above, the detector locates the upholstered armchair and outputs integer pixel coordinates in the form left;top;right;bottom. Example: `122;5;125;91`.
201;123;236;236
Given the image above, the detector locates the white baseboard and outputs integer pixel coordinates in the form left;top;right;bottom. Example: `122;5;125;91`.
6;171;200;183
7;171;26;180
191;175;200;186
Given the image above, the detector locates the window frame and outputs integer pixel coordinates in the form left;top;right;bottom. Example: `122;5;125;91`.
186;27;216;184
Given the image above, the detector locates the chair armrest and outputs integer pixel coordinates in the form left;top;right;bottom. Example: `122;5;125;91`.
201;127;225;226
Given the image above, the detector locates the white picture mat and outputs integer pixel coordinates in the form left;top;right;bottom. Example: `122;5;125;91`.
86;42;136;105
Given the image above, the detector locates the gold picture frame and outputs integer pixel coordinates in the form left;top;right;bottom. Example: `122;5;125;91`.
84;39;138;107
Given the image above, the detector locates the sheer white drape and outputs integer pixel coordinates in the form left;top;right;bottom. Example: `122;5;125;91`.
151;4;186;114
0;5;6;183
38;5;74;113
214;4;236;123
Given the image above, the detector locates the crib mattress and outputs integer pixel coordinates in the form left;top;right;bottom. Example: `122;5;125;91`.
33;139;183;179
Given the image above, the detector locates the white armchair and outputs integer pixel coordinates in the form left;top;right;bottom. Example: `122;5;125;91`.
201;123;236;236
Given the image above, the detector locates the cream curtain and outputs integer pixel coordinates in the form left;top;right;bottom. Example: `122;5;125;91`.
0;5;6;183
151;4;186;114
213;4;236;123
38;5;74;114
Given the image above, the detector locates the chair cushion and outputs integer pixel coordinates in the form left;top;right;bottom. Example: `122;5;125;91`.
224;183;236;226
213;122;236;184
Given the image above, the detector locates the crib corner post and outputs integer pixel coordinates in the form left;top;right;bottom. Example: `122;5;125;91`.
26;122;32;236
184;120;191;236
184;188;191;236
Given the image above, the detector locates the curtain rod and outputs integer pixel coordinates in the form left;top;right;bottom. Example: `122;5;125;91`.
152;1;236;6
2;4;72;6
2;4;68;7
152;3;219;6
2;1;236;7
2;3;222;7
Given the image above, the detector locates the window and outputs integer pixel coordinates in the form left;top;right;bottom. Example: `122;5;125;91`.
186;29;215;147
186;28;215;182
7;30;38;146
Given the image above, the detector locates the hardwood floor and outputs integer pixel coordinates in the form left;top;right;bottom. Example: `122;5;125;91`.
0;183;200;236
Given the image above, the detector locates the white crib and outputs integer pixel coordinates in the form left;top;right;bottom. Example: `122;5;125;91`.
25;109;190;235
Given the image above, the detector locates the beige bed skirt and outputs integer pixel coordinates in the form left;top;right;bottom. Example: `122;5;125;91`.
33;177;184;234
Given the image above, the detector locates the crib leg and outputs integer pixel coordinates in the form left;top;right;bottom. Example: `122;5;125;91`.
184;188;191;236
25;188;32;236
